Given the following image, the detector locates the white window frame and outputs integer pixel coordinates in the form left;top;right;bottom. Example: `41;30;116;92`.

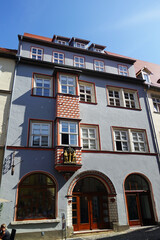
118;65;128;76
33;75;52;97
31;47;43;60
75;42;85;49
114;130;129;151
74;56;85;68
152;96;160;112
113;128;148;152
142;72;150;83
60;75;76;95
94;60;104;72
81;126;99;150
53;52;64;64
79;81;96;103
30;121;52;147
60;121;78;146
107;87;139;109
57;40;67;45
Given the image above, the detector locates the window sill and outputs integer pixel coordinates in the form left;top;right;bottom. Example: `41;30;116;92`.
107;105;142;111
31;94;55;99
11;218;60;225
79;101;97;105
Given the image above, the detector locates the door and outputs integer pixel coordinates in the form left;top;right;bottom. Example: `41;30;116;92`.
126;193;155;226
72;193;109;231
126;194;141;226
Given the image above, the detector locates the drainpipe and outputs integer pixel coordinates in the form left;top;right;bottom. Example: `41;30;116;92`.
145;85;160;170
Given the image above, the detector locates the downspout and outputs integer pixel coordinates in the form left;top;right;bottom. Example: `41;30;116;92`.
145;85;160;170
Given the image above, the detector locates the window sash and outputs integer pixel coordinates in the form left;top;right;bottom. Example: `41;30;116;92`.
94;60;104;71
60;121;78;146
152;97;160;112
79;84;92;102
74;57;85;68
31;123;51;147
31;48;43;60
34;77;51;97
108;88;138;109
81;127;97;150
118;65;128;76
60;75;76;95
53;52;64;64
113;129;147;152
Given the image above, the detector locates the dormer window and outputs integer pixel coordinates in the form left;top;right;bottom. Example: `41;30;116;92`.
142;73;150;83
136;67;152;83
57;40;67;45
75;42;85;49
94;48;102;53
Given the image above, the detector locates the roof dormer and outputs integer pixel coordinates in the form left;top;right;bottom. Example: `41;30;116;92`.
88;43;106;53
52;35;70;45
136;67;152;83
69;37;90;49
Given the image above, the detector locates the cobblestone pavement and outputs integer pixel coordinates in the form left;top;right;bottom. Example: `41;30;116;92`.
68;226;160;240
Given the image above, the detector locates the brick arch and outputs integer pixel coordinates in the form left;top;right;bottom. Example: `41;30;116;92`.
68;170;116;196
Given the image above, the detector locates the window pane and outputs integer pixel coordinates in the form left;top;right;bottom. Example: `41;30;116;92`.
82;129;88;138
44;80;50;88
62;122;68;132
62;134;69;144
44;89;50;96
68;78;74;85
70;135;77;145
83;139;89;148
62;86;67;93
61;76;67;84
33;136;40;146
69;86;74;94
70;123;76;133
41;136;48;146
41;125;49;135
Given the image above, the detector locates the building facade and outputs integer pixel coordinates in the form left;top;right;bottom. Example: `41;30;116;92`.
0;48;17;183
0;33;160;239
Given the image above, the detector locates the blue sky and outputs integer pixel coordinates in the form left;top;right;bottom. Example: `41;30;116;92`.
1;0;160;64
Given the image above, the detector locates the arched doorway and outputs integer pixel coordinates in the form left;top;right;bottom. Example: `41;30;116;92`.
72;177;109;231
125;174;155;226
16;172;57;220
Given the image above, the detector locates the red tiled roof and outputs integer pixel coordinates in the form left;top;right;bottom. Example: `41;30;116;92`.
24;33;52;42
105;51;135;61
0;47;17;54
134;59;160;87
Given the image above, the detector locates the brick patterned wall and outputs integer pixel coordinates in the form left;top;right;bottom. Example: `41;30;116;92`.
108;197;118;223
56;94;80;119
55;147;82;165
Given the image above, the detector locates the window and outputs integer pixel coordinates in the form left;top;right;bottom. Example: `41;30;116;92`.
60;75;76;95
31;47;43;60
107;86;140;109
118;65;128;76
57;40;67;45
75;42;85;49
16;173;56;220
142;72;150;83
53;52;64;64
79;81;96;103
94;48;102;53
60;121;78;146
30;121;52;147
152;96;160;112
81;125;99;150
74;56;85;68
113;128;148;152
94;60;104;72
33;74;52;97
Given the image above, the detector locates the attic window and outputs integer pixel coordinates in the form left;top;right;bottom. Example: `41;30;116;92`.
143;73;150;83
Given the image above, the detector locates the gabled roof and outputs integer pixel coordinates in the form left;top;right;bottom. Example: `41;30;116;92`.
88;43;106;50
134;59;160;87
136;66;152;76
70;37;90;45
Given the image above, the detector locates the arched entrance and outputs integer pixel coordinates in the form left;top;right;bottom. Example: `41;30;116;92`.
125;174;155;226
72;177;109;231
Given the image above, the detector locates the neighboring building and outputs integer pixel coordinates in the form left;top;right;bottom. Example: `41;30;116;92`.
135;60;160;153
0;33;160;239
0;48;17;182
